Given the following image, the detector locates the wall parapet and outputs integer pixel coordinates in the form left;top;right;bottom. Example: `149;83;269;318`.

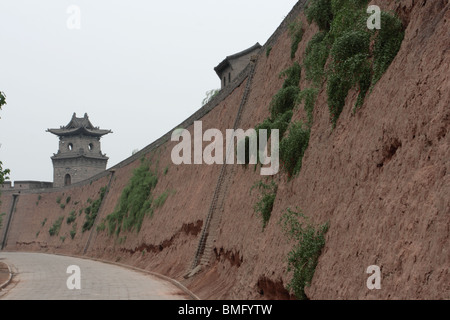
1;181;53;191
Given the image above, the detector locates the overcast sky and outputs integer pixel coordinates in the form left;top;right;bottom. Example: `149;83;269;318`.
0;0;298;183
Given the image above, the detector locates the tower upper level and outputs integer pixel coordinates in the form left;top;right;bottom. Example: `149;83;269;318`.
47;113;111;187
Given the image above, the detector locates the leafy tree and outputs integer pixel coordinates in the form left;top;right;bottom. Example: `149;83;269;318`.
0;91;5;110
0;161;9;186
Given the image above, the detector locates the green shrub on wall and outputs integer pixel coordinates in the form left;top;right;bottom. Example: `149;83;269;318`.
70;223;77;239
270;86;301;121
303;31;330;86
270;110;294;139
371;12;404;86
288;19;304;59
82;186;107;233
66;210;76;225
303;0;404;127
49;216;64;236
329;0;368;41
280;122;311;178
251;180;278;230
106;159;158;236
327;30;372;126
264;63;301;130
326;73;351;128
252;0;405;178
154;190;175;209
251;62;302;169
254;61;316;178
297;88;319;127
330;29;370;62
305;0;333;31
280;207;329;300
280;62;302;89
269;63;302;121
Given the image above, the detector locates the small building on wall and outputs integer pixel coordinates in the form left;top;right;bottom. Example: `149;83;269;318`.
214;42;261;89
47;113;111;188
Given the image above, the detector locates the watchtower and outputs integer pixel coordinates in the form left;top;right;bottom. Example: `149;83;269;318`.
214;43;261;89
47;113;111;187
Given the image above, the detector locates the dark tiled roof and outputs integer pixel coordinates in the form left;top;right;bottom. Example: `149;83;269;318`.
47;113;111;137
66;112;95;129
214;43;261;77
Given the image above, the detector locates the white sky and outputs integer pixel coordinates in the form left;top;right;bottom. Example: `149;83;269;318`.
0;0;298;183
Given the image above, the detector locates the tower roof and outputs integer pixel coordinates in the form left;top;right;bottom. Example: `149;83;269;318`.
47;113;112;137
214;42;261;77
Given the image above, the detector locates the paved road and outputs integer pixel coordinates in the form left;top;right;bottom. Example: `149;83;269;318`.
0;252;189;300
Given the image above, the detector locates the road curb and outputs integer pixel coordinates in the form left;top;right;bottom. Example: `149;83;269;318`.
53;252;201;300
0;261;13;291
103;260;201;301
